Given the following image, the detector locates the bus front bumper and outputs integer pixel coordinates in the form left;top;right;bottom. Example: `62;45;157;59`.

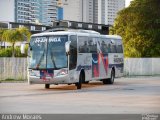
28;74;70;84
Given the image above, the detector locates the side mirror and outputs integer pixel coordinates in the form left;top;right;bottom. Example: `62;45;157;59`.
20;43;26;54
111;39;115;44
65;41;71;55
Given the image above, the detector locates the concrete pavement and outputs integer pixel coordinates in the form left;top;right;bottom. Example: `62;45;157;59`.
0;77;160;114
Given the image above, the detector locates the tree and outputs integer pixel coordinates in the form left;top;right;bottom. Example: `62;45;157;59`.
110;0;160;57
0;29;5;40
18;27;31;42
0;29;6;48
2;27;31;57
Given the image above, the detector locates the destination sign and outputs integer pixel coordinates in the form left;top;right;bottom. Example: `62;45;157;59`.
49;37;61;42
33;37;64;43
34;37;47;43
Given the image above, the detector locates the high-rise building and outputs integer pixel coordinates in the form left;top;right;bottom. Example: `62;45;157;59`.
0;0;57;26
61;0;82;22
39;0;57;26
15;0;40;24
57;0;63;20
61;0;125;25
99;0;125;25
0;0;125;25
82;0;98;23
0;0;15;22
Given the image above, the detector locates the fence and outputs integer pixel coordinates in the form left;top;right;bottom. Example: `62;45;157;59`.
124;58;160;76
0;58;27;80
0;58;160;80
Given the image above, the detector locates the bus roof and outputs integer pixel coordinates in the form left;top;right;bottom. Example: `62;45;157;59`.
31;30;100;37
101;35;122;39
31;30;122;40
32;31;75;37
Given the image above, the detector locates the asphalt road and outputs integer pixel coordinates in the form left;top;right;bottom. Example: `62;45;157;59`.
0;77;160;114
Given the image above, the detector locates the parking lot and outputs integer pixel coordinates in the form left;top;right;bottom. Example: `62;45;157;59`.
0;77;160;114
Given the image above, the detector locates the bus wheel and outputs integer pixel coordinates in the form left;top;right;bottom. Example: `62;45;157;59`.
108;69;115;84
45;84;50;89
84;81;89;84
103;69;115;84
76;73;83;89
103;79;107;84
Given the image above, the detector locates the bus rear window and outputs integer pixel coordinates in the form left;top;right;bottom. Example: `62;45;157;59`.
110;44;117;53
116;45;123;53
116;39;123;53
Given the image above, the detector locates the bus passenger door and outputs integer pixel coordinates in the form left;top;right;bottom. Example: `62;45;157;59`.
77;36;92;82
69;35;78;83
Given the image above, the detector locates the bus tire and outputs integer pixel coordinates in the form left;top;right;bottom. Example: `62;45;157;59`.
45;84;50;89
102;79;107;84
84;81;89;84
108;69;115;84
103;69;115;84
76;73;83;89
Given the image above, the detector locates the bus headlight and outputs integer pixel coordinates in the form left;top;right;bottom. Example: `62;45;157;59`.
29;70;40;77
30;71;36;76
57;69;68;76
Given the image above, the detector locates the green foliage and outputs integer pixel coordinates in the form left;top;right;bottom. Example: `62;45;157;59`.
0;29;6;42
14;46;28;57
111;0;160;57
2;29;23;44
18;27;31;42
0;78;25;82
0;48;12;57
0;46;28;57
1;27;31;57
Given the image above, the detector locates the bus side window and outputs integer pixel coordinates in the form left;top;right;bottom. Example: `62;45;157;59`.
69;35;77;70
88;37;97;53
78;36;89;53
100;39;108;54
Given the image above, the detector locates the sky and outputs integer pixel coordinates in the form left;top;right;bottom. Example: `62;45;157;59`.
125;0;133;7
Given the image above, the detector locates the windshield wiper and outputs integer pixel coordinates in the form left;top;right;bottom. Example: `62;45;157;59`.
36;50;45;69
50;52;58;69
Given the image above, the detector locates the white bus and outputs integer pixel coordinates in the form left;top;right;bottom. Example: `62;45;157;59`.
21;30;124;89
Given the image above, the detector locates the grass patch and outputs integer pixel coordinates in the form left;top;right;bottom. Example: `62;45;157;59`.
4;78;15;81
0;78;26;82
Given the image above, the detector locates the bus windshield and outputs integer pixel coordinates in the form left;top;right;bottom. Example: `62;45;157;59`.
47;36;68;69
29;35;68;69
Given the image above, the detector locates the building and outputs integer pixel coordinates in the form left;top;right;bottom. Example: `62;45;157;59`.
0;0;57;26
52;20;110;35
15;0;40;24
60;0;125;25
61;0;83;22
99;0;125;25
39;0;57;26
0;0;15;22
57;0;63;20
82;0;98;24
